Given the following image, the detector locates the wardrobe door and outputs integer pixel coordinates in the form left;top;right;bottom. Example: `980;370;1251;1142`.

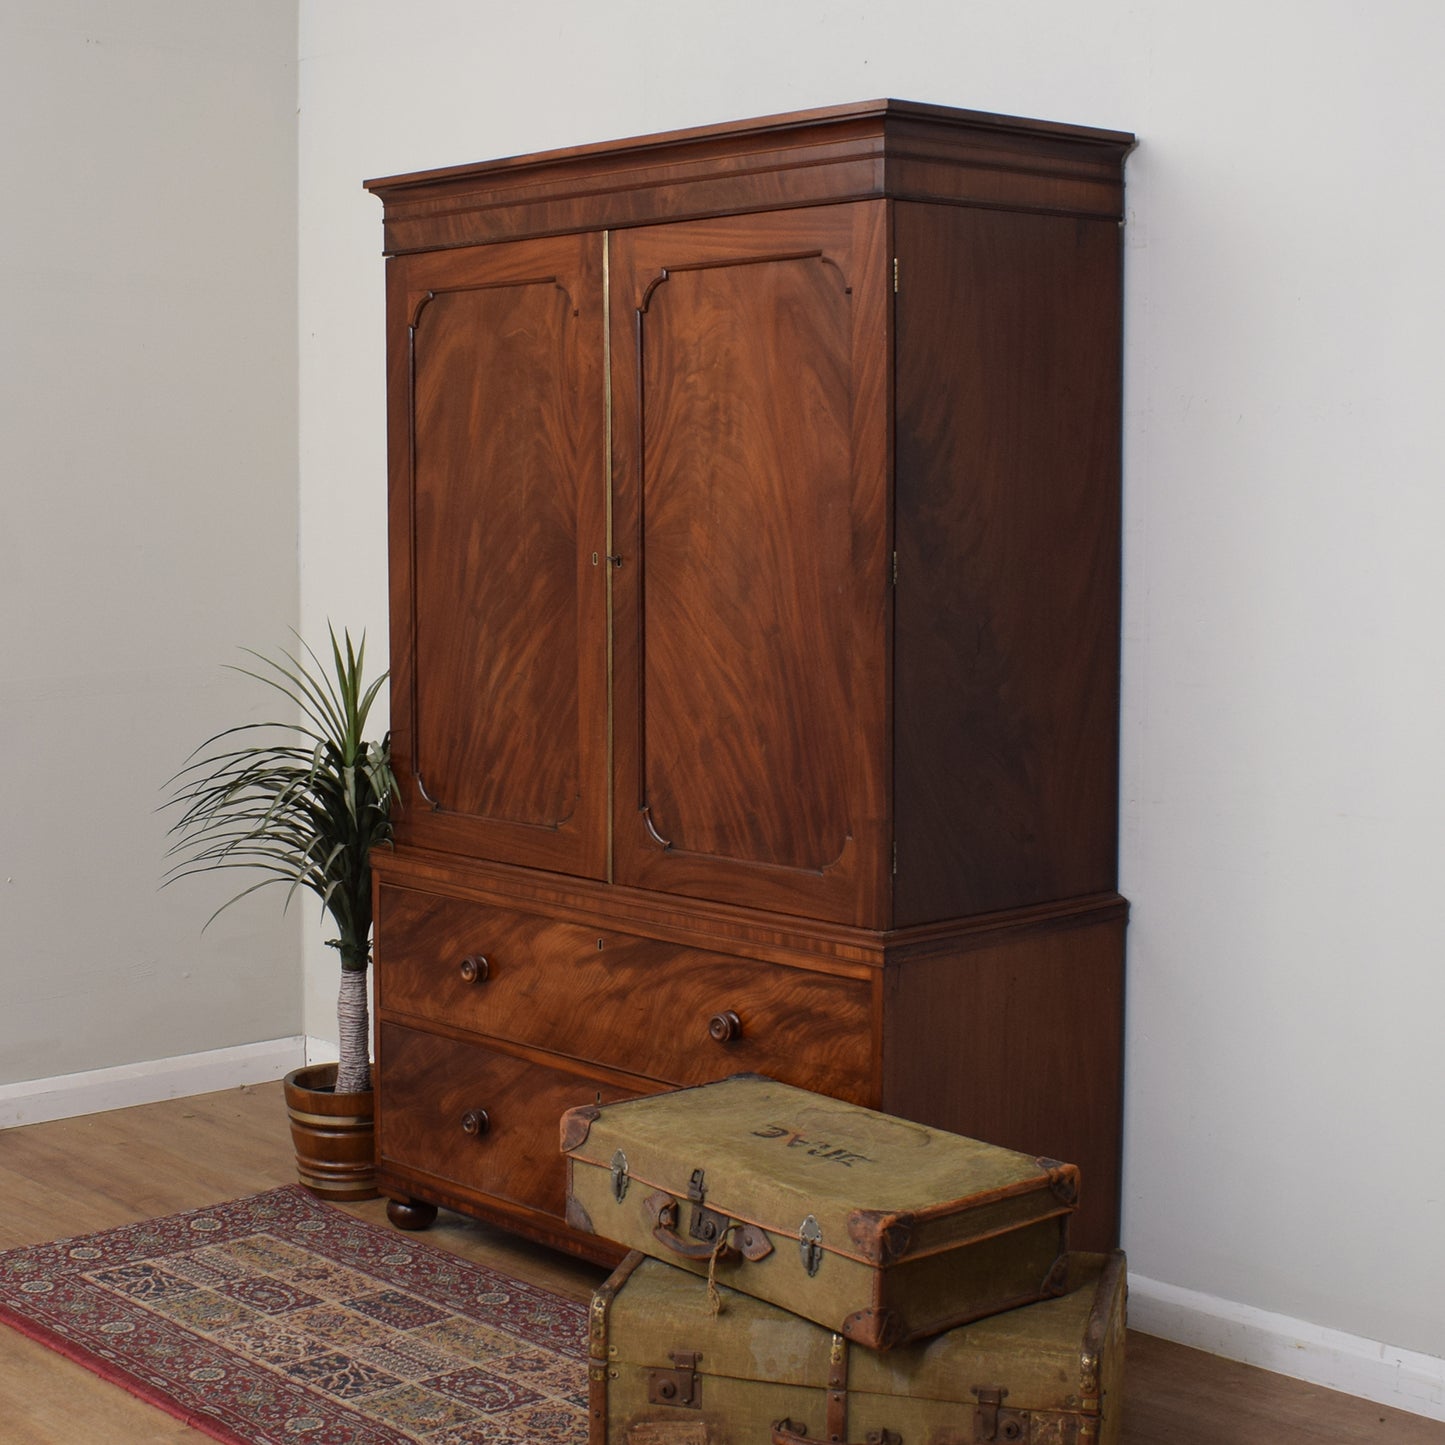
608;203;892;927
386;232;609;878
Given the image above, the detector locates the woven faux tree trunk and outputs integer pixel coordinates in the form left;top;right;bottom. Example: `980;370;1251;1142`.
335;958;372;1095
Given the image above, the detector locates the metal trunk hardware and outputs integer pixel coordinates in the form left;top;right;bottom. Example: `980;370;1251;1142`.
611;1149;630;1203
972;1386;1031;1442
647;1351;702;1409
686;1169;733;1249
799;1213;824;1275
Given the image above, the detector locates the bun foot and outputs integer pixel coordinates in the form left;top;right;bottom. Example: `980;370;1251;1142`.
386;1196;438;1231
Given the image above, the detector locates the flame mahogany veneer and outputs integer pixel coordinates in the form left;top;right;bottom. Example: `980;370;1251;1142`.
365;99;1134;1258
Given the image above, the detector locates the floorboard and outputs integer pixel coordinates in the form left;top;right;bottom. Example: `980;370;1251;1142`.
0;1082;1440;1442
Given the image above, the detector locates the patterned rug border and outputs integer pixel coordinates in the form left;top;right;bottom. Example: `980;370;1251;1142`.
0;1289;255;1444
0;1184;590;1444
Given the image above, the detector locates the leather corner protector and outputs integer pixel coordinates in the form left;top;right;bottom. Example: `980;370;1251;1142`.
566;1193;596;1235
560;1105;601;1154
1037;1157;1081;1207
847;1208;914;1265
840;1305;904;1351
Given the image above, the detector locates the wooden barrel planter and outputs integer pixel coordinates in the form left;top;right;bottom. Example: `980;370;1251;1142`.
283;1063;379;1201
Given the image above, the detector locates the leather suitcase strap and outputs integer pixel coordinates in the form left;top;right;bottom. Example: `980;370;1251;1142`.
643;1189;774;1263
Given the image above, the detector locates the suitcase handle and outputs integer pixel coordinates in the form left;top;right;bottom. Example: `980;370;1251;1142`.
772;1420;900;1445
644;1190;774;1262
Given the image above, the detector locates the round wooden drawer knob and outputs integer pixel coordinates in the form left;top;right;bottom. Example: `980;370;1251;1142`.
460;1109;491;1137
459;955;490;984
708;1010;742;1044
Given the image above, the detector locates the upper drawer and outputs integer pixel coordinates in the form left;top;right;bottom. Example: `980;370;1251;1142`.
375;884;874;1102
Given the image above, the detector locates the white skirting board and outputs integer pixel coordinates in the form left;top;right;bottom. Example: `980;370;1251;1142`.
1129;1274;1445;1422
0;1037;334;1129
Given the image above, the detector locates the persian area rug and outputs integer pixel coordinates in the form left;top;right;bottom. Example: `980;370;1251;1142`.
0;1184;588;1444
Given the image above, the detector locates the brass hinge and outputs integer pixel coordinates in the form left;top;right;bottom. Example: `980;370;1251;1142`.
891;550;898;586
893;257;900;293
891;841;898;876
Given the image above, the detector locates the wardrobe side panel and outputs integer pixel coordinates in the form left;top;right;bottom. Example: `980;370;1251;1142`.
892;203;1124;925
881;910;1126;1250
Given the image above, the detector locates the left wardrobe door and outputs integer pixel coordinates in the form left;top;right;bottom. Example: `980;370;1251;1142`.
384;231;610;879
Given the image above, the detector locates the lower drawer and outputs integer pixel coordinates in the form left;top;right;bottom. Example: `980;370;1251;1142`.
376;1022;657;1220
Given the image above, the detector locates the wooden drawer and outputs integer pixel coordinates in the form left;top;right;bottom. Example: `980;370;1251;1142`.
375;884;874;1100
376;1022;656;1218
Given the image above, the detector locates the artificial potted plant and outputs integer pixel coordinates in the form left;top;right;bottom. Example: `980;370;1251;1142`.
164;626;394;1200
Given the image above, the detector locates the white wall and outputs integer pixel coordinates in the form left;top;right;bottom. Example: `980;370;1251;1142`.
297;0;1445;1383
0;2;303;1084
1119;4;1445;1367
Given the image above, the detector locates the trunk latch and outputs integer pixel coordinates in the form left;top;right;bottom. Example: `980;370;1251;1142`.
799;1214;824;1276
648;1350;702;1409
972;1385;1030;1441
686;1169;732;1248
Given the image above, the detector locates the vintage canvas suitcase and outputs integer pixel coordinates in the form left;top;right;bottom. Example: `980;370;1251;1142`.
589;1249;1127;1445
563;1075;1078;1348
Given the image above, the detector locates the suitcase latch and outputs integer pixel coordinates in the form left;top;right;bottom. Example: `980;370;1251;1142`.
799;1213;824;1276
971;1385;1029;1441
610;1149;630;1203
648;1350;702;1409
686;1169;732;1248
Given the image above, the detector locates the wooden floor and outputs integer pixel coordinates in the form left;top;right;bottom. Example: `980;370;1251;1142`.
1;1083;1440;1443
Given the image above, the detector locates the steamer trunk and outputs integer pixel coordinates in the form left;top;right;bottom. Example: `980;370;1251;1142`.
590;1250;1126;1444
564;1075;1076;1348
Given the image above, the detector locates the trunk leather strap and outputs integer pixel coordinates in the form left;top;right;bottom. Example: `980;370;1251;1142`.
771;1422;901;1445
827;1332;849;1440
768;1337;903;1445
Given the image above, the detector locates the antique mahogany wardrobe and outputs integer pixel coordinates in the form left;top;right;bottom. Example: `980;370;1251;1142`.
363;99;1135;1258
